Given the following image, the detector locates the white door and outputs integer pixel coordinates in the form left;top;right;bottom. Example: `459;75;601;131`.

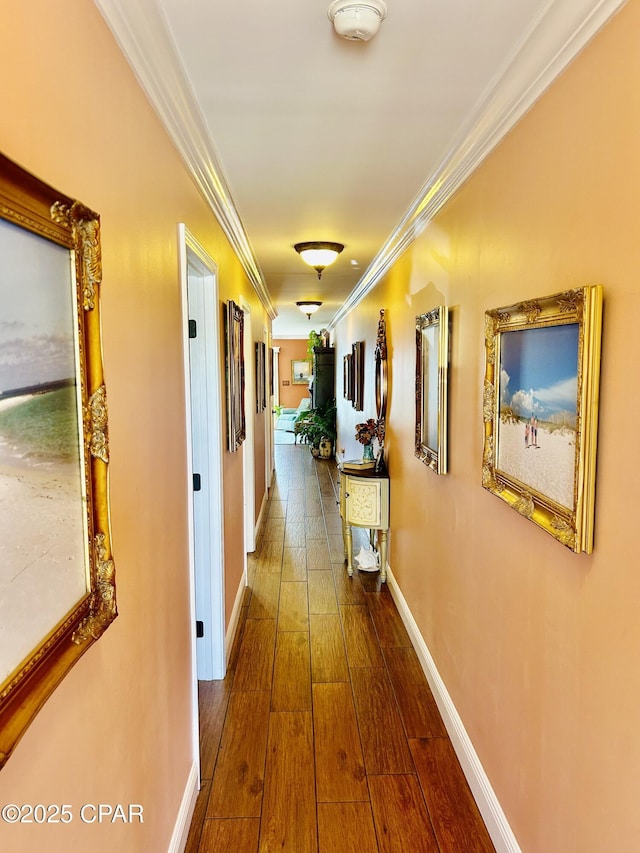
180;226;225;682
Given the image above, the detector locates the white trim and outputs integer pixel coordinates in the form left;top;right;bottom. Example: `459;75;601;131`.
255;486;268;543
93;0;276;321
328;0;626;328
167;761;199;853
241;297;256;554
178;226;200;781
225;570;248;667
385;564;522;853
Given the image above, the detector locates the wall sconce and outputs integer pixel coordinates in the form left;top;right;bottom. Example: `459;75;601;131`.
294;241;344;279
296;301;323;320
328;1;387;42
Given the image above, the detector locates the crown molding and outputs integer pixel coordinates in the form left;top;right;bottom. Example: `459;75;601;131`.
329;0;626;329
93;0;277;320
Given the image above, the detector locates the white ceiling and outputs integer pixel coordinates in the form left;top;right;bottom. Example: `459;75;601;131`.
95;0;624;336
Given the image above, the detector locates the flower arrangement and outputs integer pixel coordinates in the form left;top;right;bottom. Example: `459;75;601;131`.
355;418;381;446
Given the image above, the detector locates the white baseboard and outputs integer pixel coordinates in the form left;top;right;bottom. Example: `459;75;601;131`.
168;760;199;853
385;564;522;853
225;569;247;667
255;488;268;544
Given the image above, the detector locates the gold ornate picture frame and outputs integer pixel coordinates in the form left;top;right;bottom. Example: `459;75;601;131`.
225;300;245;452
483;286;603;552
415;306;449;474
0;153;116;767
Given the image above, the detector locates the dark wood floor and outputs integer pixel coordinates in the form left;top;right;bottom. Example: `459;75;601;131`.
185;443;495;853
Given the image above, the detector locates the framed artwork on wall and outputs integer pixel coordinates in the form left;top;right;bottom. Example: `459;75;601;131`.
225;299;246;451
415;306;449;474
343;353;353;401
255;341;266;413
0;153;117;767
352;341;364;411
291;359;311;385
483;286;603;552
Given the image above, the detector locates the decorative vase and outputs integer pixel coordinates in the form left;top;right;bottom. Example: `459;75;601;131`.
362;443;374;462
319;437;333;459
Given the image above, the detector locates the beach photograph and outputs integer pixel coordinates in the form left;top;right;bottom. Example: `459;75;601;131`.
0;219;88;687
497;323;580;510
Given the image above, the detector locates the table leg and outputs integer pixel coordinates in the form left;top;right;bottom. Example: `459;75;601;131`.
345;524;354;577
378;529;388;583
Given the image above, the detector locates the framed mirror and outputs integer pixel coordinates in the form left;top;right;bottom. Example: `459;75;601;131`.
352;341;364;411
415;306;449;474
375;309;387;424
0;153;116;767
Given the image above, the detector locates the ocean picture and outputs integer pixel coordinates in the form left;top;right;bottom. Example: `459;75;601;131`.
0;219;88;686
497;323;579;510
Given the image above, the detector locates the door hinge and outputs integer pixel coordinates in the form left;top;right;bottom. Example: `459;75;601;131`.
188;319;197;338
193;473;202;491
196;620;204;638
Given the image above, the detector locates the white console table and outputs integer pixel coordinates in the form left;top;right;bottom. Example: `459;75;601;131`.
338;462;390;583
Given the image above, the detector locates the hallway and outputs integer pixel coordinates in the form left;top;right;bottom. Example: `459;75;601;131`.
186;442;495;852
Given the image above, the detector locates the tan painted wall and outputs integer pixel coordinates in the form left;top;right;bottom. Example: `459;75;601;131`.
274;338;311;408
334;3;640;850
0;1;268;850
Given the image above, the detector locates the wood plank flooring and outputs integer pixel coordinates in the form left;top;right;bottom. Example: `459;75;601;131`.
186;444;495;853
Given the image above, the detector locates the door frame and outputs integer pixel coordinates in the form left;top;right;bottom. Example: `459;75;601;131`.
178;224;226;769
241;296;256;556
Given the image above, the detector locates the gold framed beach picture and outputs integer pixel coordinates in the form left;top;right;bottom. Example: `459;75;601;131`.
483;286;603;553
0;153;116;766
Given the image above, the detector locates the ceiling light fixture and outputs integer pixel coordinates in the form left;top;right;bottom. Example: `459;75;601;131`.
327;0;387;42
294;241;344;279
296;300;323;320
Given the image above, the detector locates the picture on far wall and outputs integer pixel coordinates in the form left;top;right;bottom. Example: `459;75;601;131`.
483;285;603;553
291;359;311;385
415;306;449;474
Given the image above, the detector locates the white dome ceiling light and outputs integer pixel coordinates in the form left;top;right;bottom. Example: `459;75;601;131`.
327;1;388;42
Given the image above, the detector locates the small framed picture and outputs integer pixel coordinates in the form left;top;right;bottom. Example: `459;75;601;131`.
291;359;311;385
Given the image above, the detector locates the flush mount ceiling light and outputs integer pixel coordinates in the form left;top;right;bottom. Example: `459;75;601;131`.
294;241;344;279
296;301;323;320
327;0;387;42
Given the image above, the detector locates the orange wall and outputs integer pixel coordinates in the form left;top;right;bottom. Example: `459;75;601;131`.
335;3;640;850
0;1;268;850
274;338;311;408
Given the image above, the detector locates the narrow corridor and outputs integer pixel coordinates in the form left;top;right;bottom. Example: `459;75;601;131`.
186;442;495;852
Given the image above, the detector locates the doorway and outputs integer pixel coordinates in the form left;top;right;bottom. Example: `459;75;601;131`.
179;225;225;686
241;297;256;557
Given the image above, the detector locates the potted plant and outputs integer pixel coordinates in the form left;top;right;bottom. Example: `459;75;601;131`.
306;329;323;359
296;399;336;457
